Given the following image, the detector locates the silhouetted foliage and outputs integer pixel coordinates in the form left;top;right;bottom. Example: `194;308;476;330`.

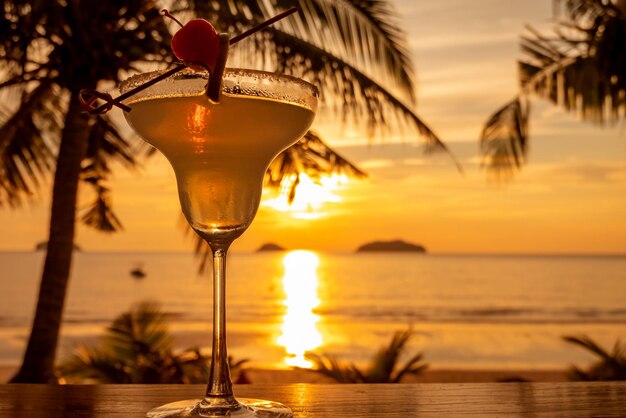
564;335;626;381
481;0;626;177
307;328;428;383
266;131;368;204
59;302;248;384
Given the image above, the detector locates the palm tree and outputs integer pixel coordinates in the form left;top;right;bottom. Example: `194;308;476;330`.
2;0;447;382
307;328;428;383
1;1;171;383
563;335;626;381
481;0;626;177
59;302;249;384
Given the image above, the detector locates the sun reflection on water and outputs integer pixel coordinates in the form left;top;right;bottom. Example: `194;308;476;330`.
277;250;322;368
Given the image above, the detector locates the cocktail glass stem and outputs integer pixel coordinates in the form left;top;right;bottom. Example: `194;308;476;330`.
201;242;238;410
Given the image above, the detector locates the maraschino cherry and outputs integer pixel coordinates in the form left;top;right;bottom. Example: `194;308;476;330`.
162;10;221;72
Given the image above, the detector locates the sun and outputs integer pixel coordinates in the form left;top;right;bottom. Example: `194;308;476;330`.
263;173;350;219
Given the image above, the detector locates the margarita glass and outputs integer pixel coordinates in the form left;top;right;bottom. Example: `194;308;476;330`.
121;68;317;417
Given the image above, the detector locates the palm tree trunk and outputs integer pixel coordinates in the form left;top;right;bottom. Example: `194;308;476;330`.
10;92;92;383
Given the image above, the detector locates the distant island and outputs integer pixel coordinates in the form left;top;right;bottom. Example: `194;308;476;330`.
356;240;426;253
35;241;82;252
256;243;286;252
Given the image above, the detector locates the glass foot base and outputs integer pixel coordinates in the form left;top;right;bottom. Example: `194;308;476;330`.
147;398;292;418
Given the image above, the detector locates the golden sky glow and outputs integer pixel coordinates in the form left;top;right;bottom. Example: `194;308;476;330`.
263;173;349;220
0;0;625;254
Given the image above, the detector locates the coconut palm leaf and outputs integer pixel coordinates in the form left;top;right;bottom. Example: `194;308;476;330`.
105;301;174;359
366;329;411;382
0;1;55;75
481;1;626;175
480;98;529;178
0;82;61;207
363;328;428;383
80;181;123;233
391;351;428;383
59;302;221;384
307;328;428;383
269;29;448;150
228;355;250;371
265;131;367;201
60;345;133;384
61;344;212;384
83;117;138;173
563;335;626;381
564;335;613;361
305;352;359;382
553;0;618;21
79;115;154;233
296;0;413;98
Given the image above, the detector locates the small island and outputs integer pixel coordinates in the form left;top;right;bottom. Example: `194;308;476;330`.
256;242;286;252
356;239;426;253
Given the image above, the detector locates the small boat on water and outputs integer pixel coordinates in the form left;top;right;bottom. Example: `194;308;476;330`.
130;265;146;279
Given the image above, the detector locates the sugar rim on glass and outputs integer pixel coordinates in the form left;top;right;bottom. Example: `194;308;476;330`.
120;68;319;112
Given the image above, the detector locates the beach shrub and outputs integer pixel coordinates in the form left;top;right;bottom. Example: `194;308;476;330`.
564;335;626;381
58;302;248;384
307;328;427;383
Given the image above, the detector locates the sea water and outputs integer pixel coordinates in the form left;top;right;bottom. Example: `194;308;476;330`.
0;251;624;370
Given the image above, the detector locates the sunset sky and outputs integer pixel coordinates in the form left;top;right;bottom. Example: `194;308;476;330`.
1;0;625;254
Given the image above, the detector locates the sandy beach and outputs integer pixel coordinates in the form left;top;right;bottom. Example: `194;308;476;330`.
0;365;568;385
244;368;569;384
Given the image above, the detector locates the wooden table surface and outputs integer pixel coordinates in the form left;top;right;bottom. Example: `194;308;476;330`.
1;383;625;417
